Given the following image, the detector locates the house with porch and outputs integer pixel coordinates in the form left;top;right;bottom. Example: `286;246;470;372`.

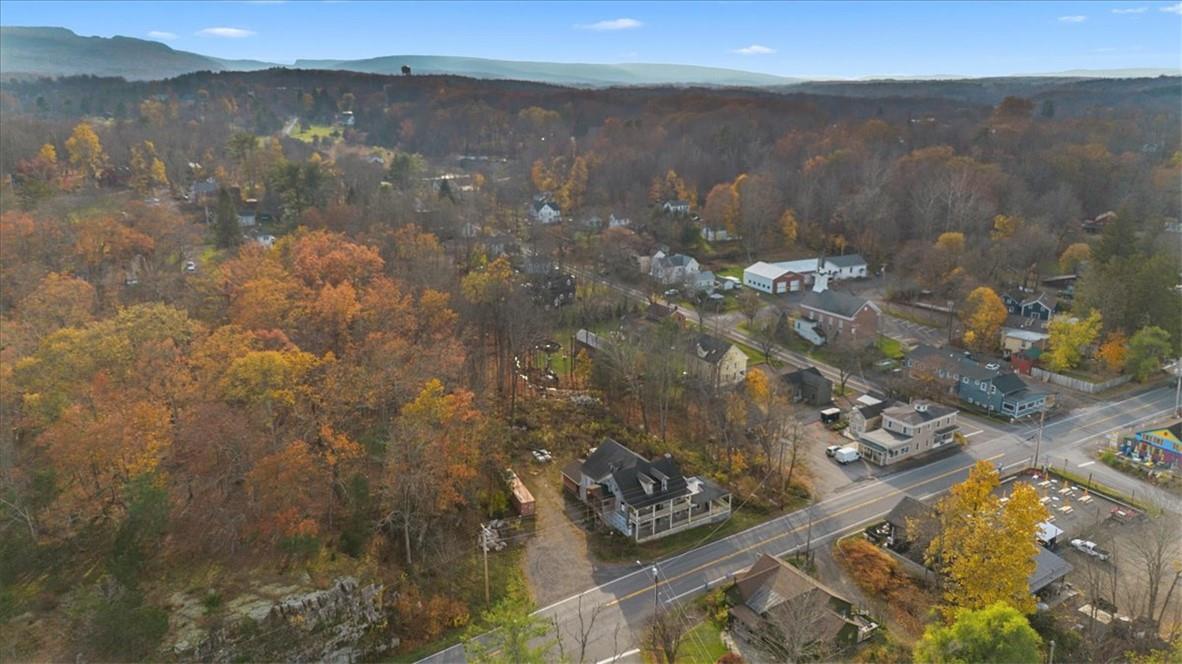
857;401;959;466
561;439;732;543
530;198;562;224
649;250;701;285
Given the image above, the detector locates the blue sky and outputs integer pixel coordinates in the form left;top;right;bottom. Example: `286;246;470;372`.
2;0;1180;77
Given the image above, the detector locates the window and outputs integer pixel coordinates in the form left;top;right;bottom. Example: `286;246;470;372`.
980;382;987;392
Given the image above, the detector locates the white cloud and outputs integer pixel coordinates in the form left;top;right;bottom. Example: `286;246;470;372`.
1162;2;1182;13
196;27;257;38
577;18;643;31
1058;15;1088;22
733;44;776;55
1111;6;1148;12
147;30;178;41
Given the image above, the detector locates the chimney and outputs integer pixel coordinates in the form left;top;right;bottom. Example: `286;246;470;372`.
914;401;929;413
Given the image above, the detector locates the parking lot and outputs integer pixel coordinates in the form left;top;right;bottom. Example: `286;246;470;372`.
1003;470;1182;639
880;314;949;349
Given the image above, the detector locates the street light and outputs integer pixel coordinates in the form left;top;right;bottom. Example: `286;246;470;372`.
652;566;660;611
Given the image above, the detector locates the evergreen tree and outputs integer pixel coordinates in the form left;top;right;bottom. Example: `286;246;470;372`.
214;188;242;249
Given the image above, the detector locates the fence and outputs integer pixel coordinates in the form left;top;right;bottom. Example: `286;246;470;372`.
1031;367;1131;394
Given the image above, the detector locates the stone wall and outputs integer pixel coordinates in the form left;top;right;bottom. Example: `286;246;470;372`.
171;577;393;663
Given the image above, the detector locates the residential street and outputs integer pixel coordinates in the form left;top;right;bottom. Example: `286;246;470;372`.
420;377;1179;663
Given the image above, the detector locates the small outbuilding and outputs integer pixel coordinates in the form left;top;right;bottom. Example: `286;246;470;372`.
505;468;535;517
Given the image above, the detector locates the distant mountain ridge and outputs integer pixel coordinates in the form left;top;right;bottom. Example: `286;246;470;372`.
1;26;1177;86
290;55;801;86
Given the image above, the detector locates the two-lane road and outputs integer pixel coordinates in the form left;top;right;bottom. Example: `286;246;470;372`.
420;386;1178;664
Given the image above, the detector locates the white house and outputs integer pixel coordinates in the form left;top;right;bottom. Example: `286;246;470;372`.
701;225;731;242
650;251;701;285
823;254;869;280
530;199;562;224
608;213;631;229
662;200;691;216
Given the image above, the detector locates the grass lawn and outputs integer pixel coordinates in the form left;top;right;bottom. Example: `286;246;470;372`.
290;123;338;142
876;336;905;360
675;620;731;663
588;507;775;563
715;266;744;280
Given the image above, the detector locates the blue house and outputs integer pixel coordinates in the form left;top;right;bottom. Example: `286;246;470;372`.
1002;291;1056;322
905;344;1047;419
957;371;1047;419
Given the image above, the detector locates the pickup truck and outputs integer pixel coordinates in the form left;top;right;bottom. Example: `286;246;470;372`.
1071;539;1111;561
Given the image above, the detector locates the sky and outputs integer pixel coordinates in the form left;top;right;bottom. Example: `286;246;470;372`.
2;0;1180;78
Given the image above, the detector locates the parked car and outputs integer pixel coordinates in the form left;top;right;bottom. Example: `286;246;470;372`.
663;288;679;297
531;449;553;464
985;362;1001;371
825;445;841;457
1070;539;1111;561
183;260;197;273
834;447;860;464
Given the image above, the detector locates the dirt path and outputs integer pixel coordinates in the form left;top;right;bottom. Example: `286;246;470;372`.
520;465;632;607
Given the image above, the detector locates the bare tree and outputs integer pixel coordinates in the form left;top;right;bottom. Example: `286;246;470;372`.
1125;506;1182;625
644;605;688;664
762;588;837;662
562;594;606;664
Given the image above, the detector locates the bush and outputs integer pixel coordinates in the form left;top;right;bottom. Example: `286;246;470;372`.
86;591;169;660
835;538;930;636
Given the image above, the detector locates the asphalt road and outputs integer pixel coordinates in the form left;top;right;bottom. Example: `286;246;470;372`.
421;385;1179;664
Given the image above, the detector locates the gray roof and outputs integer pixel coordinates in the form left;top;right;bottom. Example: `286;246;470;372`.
580;438;645;480
853;400;891;419
800;289;875;319
883;401;956;425
992;372;1029;395
694;334;735;364
826;254;867;268
885;496;936;532
610;455;690;509
1029;547;1073;593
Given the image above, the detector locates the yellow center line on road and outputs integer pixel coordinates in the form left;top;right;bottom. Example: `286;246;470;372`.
601;451;1004;608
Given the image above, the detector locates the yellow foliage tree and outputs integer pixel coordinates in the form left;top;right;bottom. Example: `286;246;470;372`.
928;461;1049;615
1058;242;1091;273
779;209;799;245
37;143;57;165
65;121;106;181
990;214;1022;241
1045;310;1102;372
961;287;1007;352
1096;331;1128;374
935;231;966;254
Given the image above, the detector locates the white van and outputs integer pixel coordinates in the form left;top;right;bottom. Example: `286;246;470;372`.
834;446;861;464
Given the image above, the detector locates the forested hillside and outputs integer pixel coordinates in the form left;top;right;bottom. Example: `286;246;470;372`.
0;68;1179;660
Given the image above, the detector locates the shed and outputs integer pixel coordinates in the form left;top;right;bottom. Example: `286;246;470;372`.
820;407;842;424
505;468;535;517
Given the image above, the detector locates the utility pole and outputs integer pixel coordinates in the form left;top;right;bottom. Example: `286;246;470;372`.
1048;638;1055;664
480;523;493;606
1174;357;1181;417
805;511;814;563
1033;407;1046;471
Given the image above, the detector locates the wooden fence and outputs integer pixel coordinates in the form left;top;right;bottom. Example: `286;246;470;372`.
1030;367;1131;394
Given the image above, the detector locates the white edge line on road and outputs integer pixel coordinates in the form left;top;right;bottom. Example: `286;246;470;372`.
1004;457;1032;471
594;648;641;664
1078;461;1096;468
964;430;983;438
